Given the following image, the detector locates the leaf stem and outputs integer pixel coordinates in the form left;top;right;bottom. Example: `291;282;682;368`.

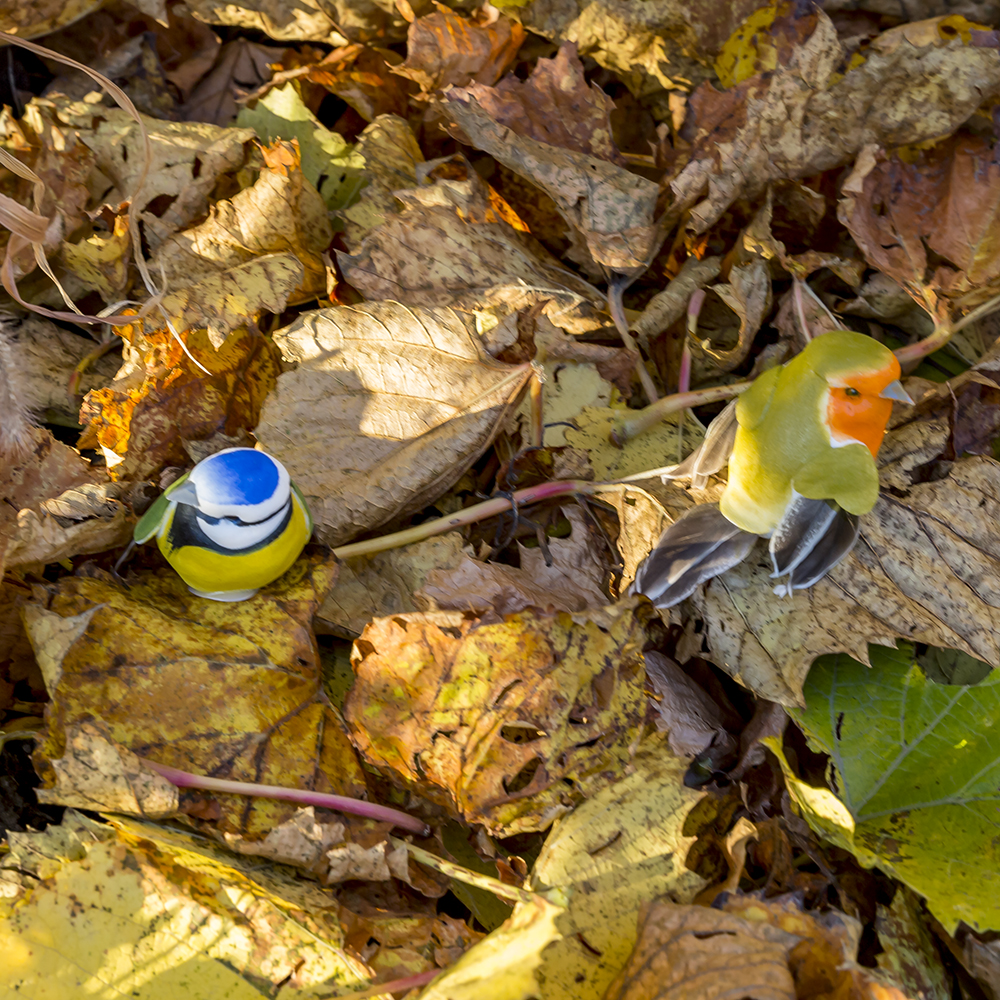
141;759;430;835
331;479;599;559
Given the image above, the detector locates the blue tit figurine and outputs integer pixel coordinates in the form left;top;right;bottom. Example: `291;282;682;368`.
129;448;313;601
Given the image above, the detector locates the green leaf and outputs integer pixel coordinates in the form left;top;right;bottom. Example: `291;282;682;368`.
237;83;365;210
791;645;1000;932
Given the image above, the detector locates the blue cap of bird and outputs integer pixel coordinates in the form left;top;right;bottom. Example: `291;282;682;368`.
167;448;291;523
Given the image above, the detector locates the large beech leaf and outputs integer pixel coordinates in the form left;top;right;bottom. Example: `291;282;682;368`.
786;645;1000;933
255;301;532;546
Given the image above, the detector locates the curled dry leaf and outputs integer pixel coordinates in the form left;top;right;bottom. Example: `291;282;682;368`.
305;45;414;124
254;301;533;546
23;556;370;849
183;38;285;126
150;139;331;344
419;506;609;617
51;97;255;253
337;153;607;334
395;4;525;93
839;134;1000;313
79;318;281;481
0;428;130;579
0;0;103;39
673;8;1000;234
455;42;625;164
344;605;647;835
443;89;663;272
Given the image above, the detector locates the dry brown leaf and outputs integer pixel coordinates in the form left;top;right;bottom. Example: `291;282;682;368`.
419;506;609;616
79;318;281;481
50;97;255;254
341;114;425;249
0;428;124;579
315;532;466;637
149;140;330;345
643;651;728;759
344;605;647;835
839;134;1000;313
443;89;663;272
183;38;285;125
338;152;607;334
0;0;102;39
307;45;413;123
395;4;525;93
254;301;533;546
519;0;759;107
455;42;625;164
24;557;369;848
673;9;1000;235
603;899;798;1000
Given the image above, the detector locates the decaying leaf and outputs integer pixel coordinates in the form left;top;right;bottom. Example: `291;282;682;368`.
419;506;609;616
23;557;369;846
79;318;281;481
672;8;1000;234
527;735;707;1000
443;88;663;272
337;152;607;333
395;4;525;93
0;811;380;998
454;42;625;164
840;134;1000;312
149;139;331;344
255;301;532;546
344;605;647;835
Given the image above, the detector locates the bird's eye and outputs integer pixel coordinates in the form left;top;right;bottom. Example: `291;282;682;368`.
844;387;860;397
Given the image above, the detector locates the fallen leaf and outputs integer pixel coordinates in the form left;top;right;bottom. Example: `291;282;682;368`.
443;89;663;272
237;83;366;209
177;0;356;43
316;532;467;637
395;4;525;93
51;97;255;253
79;318;281;480
307;45;414;123
0;428;118;578
59;212;133;302
341;113;426;249
784;644;1000;933
419;506;609;616
254;301;532;546
603;898;798;1000
673;9;1000;235
682;453;1000;705
417;893;564;1000
643;652;728;758
875;888;951;1000
344;605;647;835
24;557;369;845
527;735;708;1000
183;38;285;126
0;810;380;998
840;134;1000;313
455;42;625;164
0;0;102;38
337;152;607;333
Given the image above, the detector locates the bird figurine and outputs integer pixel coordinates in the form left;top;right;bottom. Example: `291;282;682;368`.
631;330;911;607
126;447;312;601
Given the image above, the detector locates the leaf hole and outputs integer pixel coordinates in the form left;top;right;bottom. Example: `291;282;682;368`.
354;639;376;659
503;757;540;794
500;723;545;744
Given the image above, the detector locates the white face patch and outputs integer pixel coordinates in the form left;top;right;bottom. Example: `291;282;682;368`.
189;448;291;521
195;501;289;550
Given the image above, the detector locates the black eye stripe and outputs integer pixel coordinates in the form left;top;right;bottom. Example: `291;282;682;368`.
190;499;290;528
